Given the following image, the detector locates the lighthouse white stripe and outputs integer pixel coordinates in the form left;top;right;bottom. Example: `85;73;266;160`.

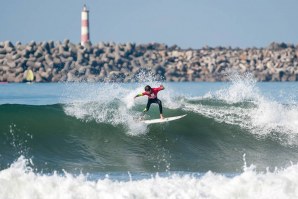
81;27;89;34
81;12;88;20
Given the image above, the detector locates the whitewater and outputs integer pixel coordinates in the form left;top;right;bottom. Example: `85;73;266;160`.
1;73;298;198
1;155;298;199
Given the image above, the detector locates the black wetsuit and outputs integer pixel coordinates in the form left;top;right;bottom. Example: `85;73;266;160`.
145;98;163;114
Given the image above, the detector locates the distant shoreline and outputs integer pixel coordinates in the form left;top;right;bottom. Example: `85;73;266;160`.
0;40;297;82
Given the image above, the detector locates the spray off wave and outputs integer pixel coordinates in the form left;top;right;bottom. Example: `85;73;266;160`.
62;71;181;135
183;73;298;145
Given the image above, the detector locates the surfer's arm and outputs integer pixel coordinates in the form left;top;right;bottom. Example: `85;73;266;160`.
159;85;165;90
134;93;144;99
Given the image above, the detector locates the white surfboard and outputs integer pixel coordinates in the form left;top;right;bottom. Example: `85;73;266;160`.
142;114;187;124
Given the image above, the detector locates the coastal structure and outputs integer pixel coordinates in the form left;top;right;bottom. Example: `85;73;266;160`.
81;4;90;46
0;40;297;83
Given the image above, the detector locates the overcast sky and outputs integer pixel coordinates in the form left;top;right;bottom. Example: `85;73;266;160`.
1;0;297;48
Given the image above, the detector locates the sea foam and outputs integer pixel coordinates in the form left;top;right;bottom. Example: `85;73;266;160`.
1;156;298;199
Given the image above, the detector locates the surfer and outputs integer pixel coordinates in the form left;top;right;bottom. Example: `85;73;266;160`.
134;85;165;119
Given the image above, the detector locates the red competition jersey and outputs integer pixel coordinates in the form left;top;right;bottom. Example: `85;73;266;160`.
142;87;163;99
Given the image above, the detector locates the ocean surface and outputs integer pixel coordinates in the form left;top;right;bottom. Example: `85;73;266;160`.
1;74;298;198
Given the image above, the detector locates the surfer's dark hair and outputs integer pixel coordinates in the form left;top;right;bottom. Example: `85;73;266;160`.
145;85;151;91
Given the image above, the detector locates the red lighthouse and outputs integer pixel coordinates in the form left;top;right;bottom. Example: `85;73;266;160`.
81;4;90;46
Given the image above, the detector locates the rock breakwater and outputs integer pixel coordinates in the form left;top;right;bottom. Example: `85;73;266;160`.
0;40;298;82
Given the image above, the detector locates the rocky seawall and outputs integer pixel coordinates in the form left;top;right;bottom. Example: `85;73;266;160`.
0;40;298;82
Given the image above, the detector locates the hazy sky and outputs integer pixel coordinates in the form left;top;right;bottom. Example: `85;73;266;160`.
1;0;297;48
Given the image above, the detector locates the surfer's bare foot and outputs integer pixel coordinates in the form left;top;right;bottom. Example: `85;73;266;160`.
160;114;164;119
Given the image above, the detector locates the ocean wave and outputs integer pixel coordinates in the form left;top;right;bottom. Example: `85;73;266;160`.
1;102;298;173
1;74;298;173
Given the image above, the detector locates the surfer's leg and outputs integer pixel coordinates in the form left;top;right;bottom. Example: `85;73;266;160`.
144;99;153;112
155;99;164;119
156;99;163;114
